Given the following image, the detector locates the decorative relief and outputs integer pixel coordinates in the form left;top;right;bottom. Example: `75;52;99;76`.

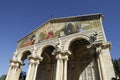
18;20;102;49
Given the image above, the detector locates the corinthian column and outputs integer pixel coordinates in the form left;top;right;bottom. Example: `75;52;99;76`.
55;50;70;80
63;55;68;80
98;52;106;80
6;59;23;80
6;66;12;80
25;55;43;80
55;54;63;80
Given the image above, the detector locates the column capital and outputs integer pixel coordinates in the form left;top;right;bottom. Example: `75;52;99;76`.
61;50;71;55
101;42;111;50
28;54;43;65
55;53;69;61
87;42;111;54
53;47;71;55
88;41;111;52
28;54;43;61
62;55;68;61
9;59;23;68
55;54;63;60
89;42;112;60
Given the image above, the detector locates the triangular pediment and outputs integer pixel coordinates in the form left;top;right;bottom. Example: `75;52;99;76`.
17;13;103;49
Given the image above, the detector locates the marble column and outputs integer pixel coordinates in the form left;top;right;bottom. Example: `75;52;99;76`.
98;52;107;80
25;55;43;80
55;54;63;80
90;43;106;80
55;52;69;80
6;60;23;80
15;65;22;80
95;47;106;80
63;55;68;80
91;42;115;79
5;66;12;80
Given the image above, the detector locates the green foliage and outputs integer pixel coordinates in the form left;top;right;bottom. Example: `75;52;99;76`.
0;74;6;80
113;58;120;78
19;71;26;80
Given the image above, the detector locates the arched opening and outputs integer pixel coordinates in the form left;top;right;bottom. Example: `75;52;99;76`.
20;50;31;80
67;38;96;80
36;46;56;80
21;50;31;61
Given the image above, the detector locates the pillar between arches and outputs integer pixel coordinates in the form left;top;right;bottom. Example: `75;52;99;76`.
6;59;23;80
25;55;43;80
90;42;115;80
55;50;71;80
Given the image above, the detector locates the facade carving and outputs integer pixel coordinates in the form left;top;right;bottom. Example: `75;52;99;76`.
6;13;115;80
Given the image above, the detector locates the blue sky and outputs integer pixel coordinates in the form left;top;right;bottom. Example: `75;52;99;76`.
0;0;120;76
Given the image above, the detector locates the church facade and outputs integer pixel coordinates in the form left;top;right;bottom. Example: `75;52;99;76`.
6;13;115;80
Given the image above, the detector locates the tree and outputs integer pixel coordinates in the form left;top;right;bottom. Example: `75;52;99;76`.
113;58;120;79
19;71;26;80
0;74;6;80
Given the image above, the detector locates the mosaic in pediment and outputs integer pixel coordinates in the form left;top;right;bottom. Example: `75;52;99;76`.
18;20;101;48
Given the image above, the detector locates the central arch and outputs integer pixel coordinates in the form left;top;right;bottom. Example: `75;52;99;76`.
64;34;90;51
67;38;97;80
36;45;56;80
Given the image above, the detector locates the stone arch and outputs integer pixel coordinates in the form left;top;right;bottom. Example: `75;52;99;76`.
21;50;32;62
13;50;32;80
67;36;97;80
19;49;32;62
37;42;56;56
41;45;56;64
64;34;90;51
35;42;57;80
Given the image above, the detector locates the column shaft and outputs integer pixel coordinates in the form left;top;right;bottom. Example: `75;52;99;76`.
98;53;106;80
25;56;42;80
6;62;22;80
12;67;18;80
55;54;69;80
55;53;64;80
55;58;63;80
10;67;15;80
15;67;22;80
63;59;68;80
26;64;35;80
97;56;102;80
33;64;39;80
5;66;12;80
25;63;31;80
